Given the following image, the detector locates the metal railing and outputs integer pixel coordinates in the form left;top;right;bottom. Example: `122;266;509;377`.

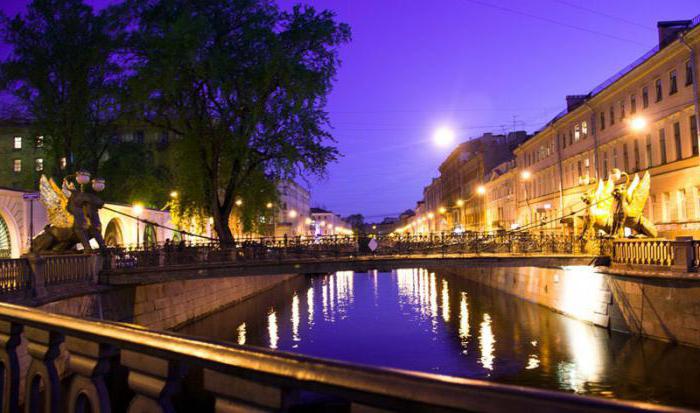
0;302;681;412
0;258;32;294
103;232;586;270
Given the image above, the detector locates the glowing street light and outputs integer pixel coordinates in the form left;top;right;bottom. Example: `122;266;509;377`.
304;217;312;225
520;170;531;180
266;202;273;209
132;203;144;248
456;199;464;207
288;209;298;219
629;116;648;132
169;191;178;199
235;198;243;206
438;206;447;214
433;127;455;147
476;185;486;195
427;212;435;219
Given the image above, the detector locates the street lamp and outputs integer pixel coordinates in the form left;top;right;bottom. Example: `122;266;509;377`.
133;203;144;248
476;185;486;195
170;191;178;199
629;116;648;132
288;209;298;219
266;202;273;209
433;127;455;147
520;170;533;226
235;198;243;206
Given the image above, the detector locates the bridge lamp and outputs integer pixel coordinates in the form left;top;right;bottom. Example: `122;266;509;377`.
438;206;447;214
91;178;105;192
520;170;531;180
433;127;455;147
456;199;464;207
288;209;298;219
76;170;91;185
132;203;144;217
629;116;648;132
476;185;486;196
427;212;435;220
304;217;312;225
266;202;273;209
235;199;243;206
170;191;178;199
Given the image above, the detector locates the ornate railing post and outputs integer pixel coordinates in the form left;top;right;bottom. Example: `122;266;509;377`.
26;255;47;299
0;321;22;413
671;236;694;272
24;327;66;413
122;351;186;412
65;337;117;413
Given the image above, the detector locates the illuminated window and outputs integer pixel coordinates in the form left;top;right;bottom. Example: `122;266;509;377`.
678;189;687;221
35;136;44;148
12;159;21;172
574;124;580;141
13;137;22;150
670;70;678;95
655;78;663;102
662;192;670;222
686;60;694;86
35;158;43;172
581;121;588;137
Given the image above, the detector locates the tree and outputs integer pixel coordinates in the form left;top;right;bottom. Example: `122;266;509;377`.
0;0;124;177
345;214;365;231
122;0;350;244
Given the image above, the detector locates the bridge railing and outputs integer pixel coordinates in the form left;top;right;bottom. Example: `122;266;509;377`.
0;302;676;412
104;232;585;270
611;237;699;273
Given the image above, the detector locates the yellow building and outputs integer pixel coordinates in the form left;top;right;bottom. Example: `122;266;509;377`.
515;19;700;238
483;160;518;232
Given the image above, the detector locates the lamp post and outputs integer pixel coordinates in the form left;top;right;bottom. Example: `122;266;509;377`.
133;203;144;248
520;170;533;228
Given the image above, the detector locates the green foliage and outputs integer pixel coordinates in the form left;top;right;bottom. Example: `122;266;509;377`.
121;0;350;243
99;142;172;208
0;0;124;177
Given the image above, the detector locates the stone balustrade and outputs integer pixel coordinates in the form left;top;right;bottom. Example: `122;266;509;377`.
612;238;699;273
0;302;678;412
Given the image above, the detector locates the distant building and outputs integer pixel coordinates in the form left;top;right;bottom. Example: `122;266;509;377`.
483;160;517;231
275;180;311;237
310;207;351;236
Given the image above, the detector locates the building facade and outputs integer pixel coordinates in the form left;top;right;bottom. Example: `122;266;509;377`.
483;160;518;232
515;18;700;238
309;208;352;236
275;180;311;237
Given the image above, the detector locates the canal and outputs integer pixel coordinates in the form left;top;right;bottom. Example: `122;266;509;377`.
179;268;700;409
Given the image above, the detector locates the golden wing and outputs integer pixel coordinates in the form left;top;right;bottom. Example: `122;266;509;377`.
594;178;615;215
39;175;74;228
627;171;651;216
626;173;640;202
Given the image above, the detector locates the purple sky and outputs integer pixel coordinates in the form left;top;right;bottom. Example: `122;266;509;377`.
2;1;699;221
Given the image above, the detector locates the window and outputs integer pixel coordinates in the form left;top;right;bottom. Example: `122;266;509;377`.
662;192;670;222
678;189;687;221
646;134;653;168
630;94;637;114
34;158;43;172
692;115;699;156
612;147;618;168
620;100;626;119
659;128;667;165
577;160;582;178
686;60;694;86
623;143;629;171
655;78;663;102
600;112;606;130
60;157;67;170
568;130;573;146
13;137;22;150
602;151;609;179
574;124;581;141
12;159;21;173
35;136;44;148
642;86;649;108
670;70;678;95
609;106;615;125
673;121;682;160
581;121;588;137
561;133;566;149
634;139;641;171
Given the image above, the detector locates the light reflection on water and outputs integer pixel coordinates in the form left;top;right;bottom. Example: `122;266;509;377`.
179;269;700;409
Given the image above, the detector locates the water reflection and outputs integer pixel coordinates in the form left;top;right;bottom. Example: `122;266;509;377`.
179;270;700;410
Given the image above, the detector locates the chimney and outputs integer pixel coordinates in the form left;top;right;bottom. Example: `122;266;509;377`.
657;20;692;49
565;95;588;112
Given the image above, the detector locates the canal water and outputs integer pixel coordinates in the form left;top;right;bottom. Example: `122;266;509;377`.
179;269;700;409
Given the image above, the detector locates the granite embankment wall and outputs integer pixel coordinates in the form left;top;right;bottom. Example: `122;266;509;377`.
39;274;299;330
440;266;700;348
